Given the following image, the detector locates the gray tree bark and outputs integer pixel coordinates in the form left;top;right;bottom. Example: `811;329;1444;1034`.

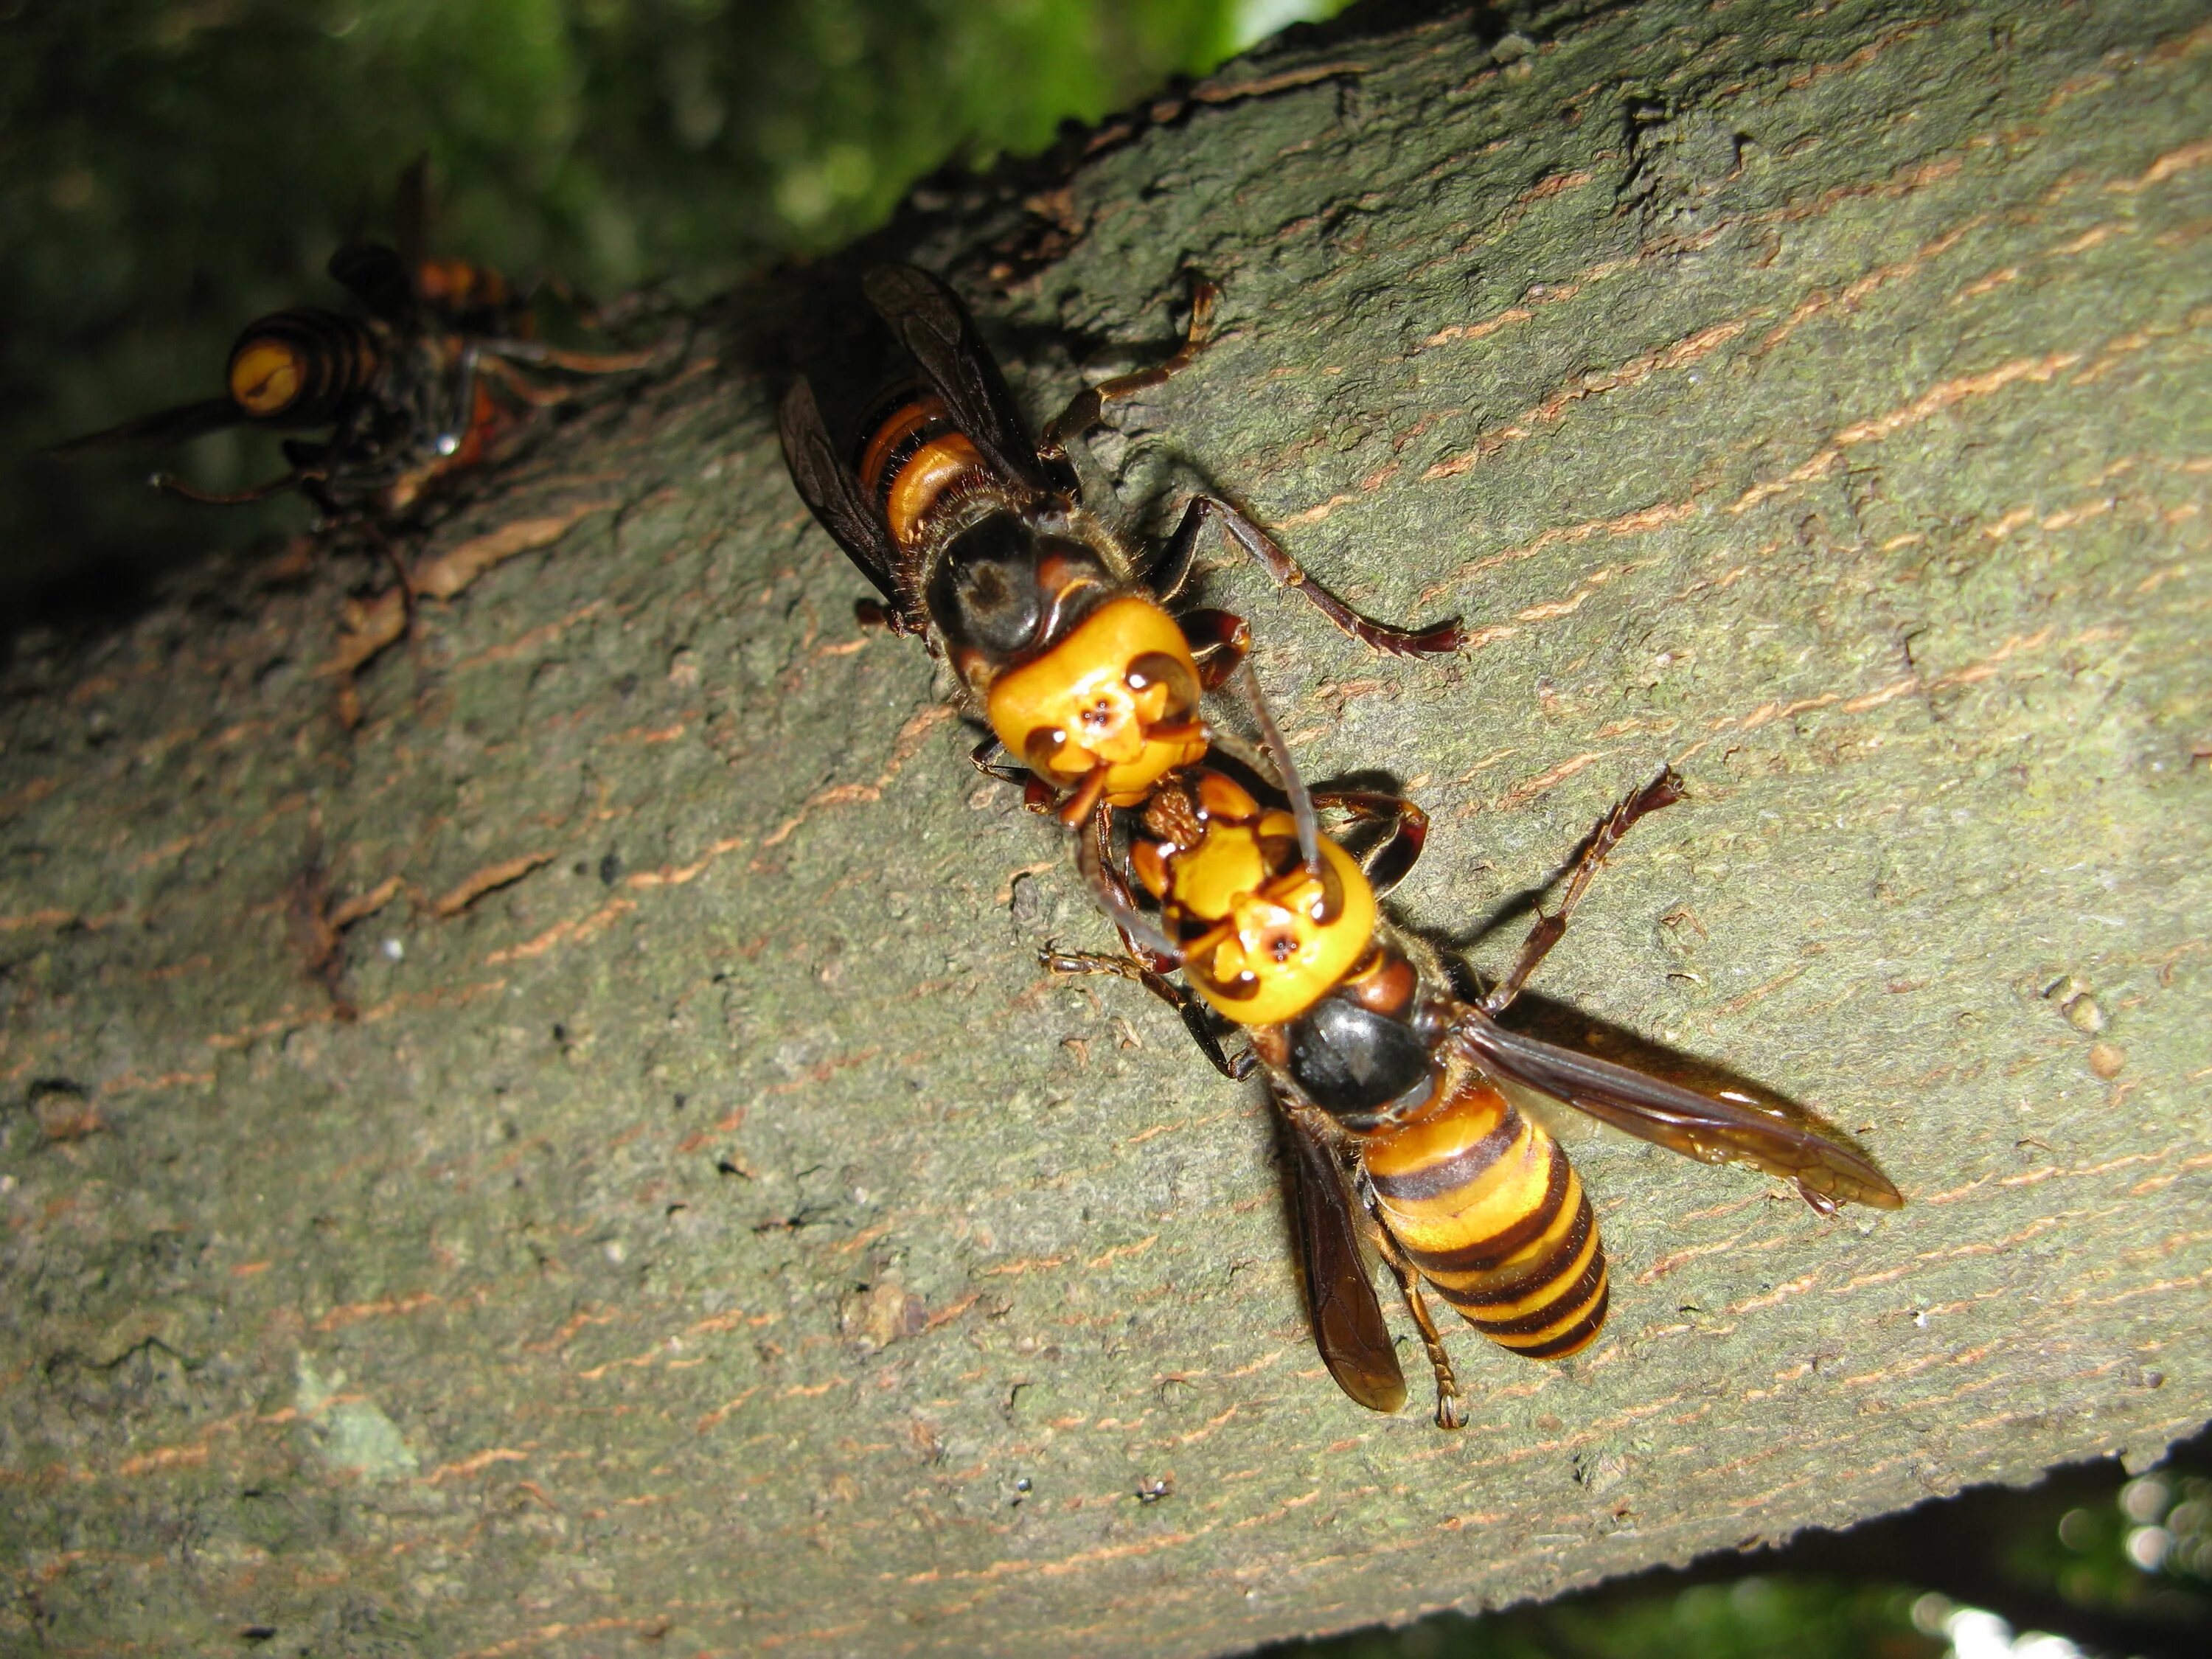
4;1;2209;1655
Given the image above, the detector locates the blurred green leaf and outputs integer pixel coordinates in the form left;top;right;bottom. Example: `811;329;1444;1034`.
1;0;1344;611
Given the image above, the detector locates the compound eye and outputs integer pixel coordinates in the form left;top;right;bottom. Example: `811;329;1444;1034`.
1023;726;1075;776
1124;651;1198;723
1194;957;1262;1004
229;335;307;417
1310;855;1346;925
1256;833;1303;879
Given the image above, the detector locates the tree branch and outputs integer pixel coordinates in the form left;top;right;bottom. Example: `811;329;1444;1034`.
4;1;2209;1653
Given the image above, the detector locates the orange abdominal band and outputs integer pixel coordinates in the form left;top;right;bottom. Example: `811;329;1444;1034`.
858;394;984;550
1169;813;1377;1026
985;597;1209;807
228;338;307;417
1364;1086;1610;1360
415;257;509;310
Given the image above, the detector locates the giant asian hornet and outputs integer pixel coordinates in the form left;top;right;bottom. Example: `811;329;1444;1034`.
779;263;1459;1071
48;159;654;523
779;266;1461;772
1067;757;1903;1426
777;264;1900;1427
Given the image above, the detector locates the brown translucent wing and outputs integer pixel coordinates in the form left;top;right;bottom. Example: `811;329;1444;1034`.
1454;1012;1904;1213
1277;1096;1408;1414
44;397;243;456
860;264;1054;495
393;152;431;279
777;378;905;608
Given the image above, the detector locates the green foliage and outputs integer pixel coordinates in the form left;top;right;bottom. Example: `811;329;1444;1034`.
2037;1470;2212;1623
1272;1578;1935;1659
1268;1437;2212;1658
1;0;1341;608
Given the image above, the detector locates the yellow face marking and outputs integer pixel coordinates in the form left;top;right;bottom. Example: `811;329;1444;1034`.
1175;815;1378;1026
984;597;1207;806
1164;815;1272;919
228;338;305;416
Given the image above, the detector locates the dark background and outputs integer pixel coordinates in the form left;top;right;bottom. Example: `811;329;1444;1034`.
2;3;2206;1654
1;0;1290;616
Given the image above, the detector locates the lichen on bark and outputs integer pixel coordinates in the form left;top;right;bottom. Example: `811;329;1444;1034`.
3;2;2210;1655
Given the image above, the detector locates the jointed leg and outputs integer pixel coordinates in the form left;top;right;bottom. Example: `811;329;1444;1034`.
479;338;664;375
1184;495;1465;658
1148;499;1254;691
1175;607;1252;692
1038;277;1219;463
1312;790;1429;895
854;597;926;638
151;470;305;506
1481;767;1686;1017
356;521;420;624
1050;801;1248;1077
475;352;576;409
967;734;1031;787
1140;495;1211;603
1040;946;1251;1080
1073;800;1180;964
1366;1220;1467;1430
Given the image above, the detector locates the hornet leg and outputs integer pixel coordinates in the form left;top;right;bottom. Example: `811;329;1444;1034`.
1040;947;1251;1081
1052;803;1249;1080
151;471;304;506
1312;790;1429;896
1038;276;1219;465
1482;768;1686;1016
1366;1214;1467;1430
1183;495;1464;657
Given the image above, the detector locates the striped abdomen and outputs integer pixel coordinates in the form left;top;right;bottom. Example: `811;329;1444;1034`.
226;308;384;428
854;390;988;552
413;255;517;332
1361;1075;1609;1360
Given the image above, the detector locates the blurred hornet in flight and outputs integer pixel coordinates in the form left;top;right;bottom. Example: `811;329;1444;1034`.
1067;759;1904;1426
776;262;1464;838
49;159;655;521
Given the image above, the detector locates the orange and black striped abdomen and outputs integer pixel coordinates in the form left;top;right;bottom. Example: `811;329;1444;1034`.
226;308;384;428
413;256;518;334
854;390;990;552
1361;1077;1609;1360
